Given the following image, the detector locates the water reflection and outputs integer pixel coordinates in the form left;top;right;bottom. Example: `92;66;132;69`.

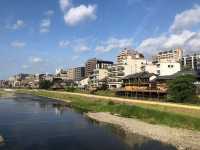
0;94;177;150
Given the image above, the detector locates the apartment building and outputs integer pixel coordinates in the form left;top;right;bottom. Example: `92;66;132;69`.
108;50;146;89
85;58;113;77
89;60;113;88
182;54;200;71
66;68;75;80
153;48;183;76
153;48;183;63
74;67;85;81
156;59;181;76
117;48;144;64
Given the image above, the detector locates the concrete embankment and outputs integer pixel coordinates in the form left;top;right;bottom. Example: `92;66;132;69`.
87;112;200;150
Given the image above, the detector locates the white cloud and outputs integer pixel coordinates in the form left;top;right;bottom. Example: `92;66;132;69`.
137;30;200;56
64;4;97;26
21;65;29;69
40;18;51;33
170;5;200;33
59;39;90;52
96;38;133;52
137;5;200;56
45;10;54;16
59;0;71;12
29;57;44;63
73;44;90;52
59;40;70;48
10;41;26;48
7;20;25;30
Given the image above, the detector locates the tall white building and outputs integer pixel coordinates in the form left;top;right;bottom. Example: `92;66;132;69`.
153;48;183;76
108;51;146;89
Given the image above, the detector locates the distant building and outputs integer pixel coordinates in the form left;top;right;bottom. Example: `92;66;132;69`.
66;68;75;80
153;48;183;63
85;58;113;77
55;69;68;80
156;60;181;76
108;49;146;89
117;48;144;64
152;48;182;76
78;77;89;89
182;53;200;72
74;67;85;81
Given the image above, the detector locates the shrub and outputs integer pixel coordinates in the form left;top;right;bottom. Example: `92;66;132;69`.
168;75;196;103
65;86;76;92
39;80;52;89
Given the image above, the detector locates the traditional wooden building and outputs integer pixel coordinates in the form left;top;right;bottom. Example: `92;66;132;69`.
116;72;167;99
117;71;200;99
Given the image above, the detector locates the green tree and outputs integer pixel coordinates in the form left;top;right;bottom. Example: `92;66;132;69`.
39;80;52;89
168;75;196;103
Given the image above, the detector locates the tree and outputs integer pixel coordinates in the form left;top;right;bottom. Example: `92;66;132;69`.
39;80;52;89
168;75;196;103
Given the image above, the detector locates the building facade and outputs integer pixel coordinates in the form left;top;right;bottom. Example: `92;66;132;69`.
156;60;181;76
108;50;146;89
74;67;85;81
117;48;144;64
182;54;200;72
153;48;183;63
85;58;113;77
152;48;182;76
89;60;113;89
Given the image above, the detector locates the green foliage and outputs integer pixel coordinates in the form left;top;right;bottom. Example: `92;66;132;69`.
168;75;196;103
65;86;76;92
39;80;52;89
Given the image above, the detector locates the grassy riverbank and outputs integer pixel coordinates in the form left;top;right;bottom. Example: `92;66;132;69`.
17;89;200;131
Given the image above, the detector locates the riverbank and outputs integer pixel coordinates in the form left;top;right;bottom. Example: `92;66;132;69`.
15;89;200;149
87;112;200;150
0;89;16;98
16;90;200;130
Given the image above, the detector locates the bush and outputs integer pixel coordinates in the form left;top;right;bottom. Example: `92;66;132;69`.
39;80;52;89
65;86;76;92
168;75;196;103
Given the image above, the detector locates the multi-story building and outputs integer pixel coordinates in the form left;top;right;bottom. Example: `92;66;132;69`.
55;69;68;80
117;48;144;64
108;50;146;89
153;48;183;63
85;58;113;77
156;59;181;76
152;48;183;76
66;68;75;80
182;54;200;71
74;67;85;81
89;60;113;88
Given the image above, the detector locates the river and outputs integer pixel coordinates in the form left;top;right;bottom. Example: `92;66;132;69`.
0;94;177;150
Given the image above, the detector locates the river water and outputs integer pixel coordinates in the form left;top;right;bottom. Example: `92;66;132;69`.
0;94;177;150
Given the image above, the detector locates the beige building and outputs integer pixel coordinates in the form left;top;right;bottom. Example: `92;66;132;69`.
153;48;183;63
89;69;108;88
108;49;146;89
117;48;144;64
66;68;75;80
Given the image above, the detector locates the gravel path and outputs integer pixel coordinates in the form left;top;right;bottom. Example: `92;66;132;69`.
87;112;200;150
55;91;200;111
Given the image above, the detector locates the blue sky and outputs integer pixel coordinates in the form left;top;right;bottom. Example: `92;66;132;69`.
1;0;200;79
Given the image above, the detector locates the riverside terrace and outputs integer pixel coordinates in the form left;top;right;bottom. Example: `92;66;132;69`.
116;71;200;99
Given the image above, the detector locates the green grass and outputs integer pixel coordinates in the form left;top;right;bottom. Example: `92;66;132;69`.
16;89;200;131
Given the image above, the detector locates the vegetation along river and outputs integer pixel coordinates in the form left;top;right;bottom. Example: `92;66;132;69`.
0;94;177;150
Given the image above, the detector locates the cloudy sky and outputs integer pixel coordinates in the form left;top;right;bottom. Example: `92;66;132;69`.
1;0;200;79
